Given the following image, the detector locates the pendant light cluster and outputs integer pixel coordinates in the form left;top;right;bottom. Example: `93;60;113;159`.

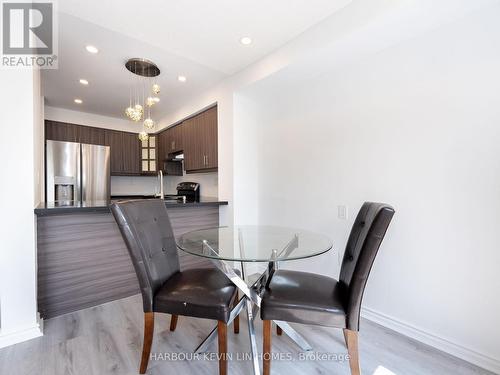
124;58;161;141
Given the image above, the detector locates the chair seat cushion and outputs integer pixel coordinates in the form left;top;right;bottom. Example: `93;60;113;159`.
154;268;237;322
261;270;347;328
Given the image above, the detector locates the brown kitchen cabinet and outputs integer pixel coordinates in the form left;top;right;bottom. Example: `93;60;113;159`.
158;130;174;165
158;123;184;157
184;106;218;172
169;124;184;153
182;116;200;171
104;130;140;175
46;121;106;146
104;130;123;175
203;106;218;169
45;120;79;142
122;132;141;175
78;125;106;145
157;130;167;166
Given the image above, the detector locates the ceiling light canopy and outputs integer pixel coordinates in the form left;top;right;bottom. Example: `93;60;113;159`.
79;79;89;85
85;45;99;54
240;36;252;45
74;98;83;104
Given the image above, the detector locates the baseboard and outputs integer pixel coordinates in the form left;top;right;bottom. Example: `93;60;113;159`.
0;315;43;349
361;307;500;374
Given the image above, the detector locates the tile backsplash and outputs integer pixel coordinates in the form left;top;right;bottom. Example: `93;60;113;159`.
111;172;218;198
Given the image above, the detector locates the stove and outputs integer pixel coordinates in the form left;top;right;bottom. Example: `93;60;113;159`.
163;182;200;203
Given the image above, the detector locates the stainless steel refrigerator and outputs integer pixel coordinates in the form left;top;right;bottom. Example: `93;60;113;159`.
46;140;110;204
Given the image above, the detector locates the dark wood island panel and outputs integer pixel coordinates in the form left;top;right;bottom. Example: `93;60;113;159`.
37;205;219;318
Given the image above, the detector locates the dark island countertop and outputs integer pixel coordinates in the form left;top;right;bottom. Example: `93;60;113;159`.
34;196;228;216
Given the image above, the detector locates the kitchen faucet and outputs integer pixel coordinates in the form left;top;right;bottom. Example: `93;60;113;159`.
156;170;164;199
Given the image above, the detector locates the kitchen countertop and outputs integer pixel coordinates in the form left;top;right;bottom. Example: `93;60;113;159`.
34;196;228;216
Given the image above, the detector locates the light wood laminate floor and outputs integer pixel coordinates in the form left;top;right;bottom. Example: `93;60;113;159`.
0;294;493;375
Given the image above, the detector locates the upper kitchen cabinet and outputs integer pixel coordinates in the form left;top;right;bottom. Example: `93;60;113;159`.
140;135;157;174
45;121;106;145
105;130;140;176
78;125;106;145
184;106;218;173
45;120;79;142
157;130;183;176
157;130;167;165
157;123;184;160
203;106;218;169
122;132;141;175
169;124;184;153
104;130;123;174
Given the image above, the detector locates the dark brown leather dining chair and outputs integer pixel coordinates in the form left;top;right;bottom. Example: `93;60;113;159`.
260;202;394;375
111;199;239;375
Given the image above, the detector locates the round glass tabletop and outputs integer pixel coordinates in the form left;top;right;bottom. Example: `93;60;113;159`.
177;225;333;262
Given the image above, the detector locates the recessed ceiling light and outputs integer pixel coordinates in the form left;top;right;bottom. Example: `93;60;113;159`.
85;45;98;54
177;75;187;82
240;36;252;45
74;99;83;104
79;79;89;85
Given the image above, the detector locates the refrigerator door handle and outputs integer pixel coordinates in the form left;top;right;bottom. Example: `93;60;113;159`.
81;143;87;202
77;144;82;202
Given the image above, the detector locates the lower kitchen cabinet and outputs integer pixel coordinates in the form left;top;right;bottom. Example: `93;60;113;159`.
36;204;224;318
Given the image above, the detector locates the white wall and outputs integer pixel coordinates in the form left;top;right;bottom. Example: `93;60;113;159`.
34;74;45;205
0;68;42;348
232;94;260;224
157;0;496;228
236;5;500;373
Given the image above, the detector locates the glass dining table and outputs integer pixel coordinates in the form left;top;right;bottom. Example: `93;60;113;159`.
177;225;333;375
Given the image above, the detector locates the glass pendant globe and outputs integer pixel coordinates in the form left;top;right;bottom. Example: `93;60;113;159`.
138;131;149;141
130;109;142;122
143;118;155;130
152;84;160;94
146;97;155;107
125;106;134;119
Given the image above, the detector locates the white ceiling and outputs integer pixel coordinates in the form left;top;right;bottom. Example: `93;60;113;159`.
42;0;352;120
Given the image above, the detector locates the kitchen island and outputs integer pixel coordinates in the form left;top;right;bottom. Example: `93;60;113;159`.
35;198;228;318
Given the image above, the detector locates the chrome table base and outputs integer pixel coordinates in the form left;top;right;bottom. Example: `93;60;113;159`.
193;245;313;375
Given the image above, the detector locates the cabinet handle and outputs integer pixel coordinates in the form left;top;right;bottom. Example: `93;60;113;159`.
205;155;208;166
